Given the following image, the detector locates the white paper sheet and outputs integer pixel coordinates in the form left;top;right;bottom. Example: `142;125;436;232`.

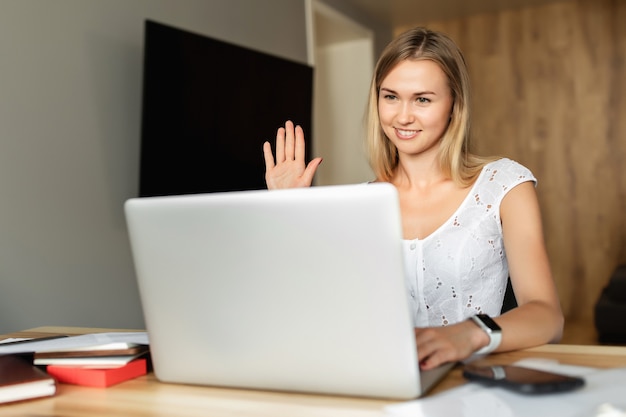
0;332;149;355
385;359;626;417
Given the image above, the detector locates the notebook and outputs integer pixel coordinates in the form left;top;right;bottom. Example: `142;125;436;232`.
0;354;56;404
124;183;453;399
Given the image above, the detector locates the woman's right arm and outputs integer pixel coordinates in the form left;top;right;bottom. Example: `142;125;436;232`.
263;120;322;189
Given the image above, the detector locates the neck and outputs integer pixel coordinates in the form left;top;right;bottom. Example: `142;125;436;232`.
391;154;448;189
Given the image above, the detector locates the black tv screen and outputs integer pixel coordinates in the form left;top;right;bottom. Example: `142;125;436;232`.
139;20;313;197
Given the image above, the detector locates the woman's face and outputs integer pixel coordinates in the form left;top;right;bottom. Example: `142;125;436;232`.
378;59;453;159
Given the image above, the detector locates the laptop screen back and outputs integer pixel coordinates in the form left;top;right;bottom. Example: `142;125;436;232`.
125;183;422;399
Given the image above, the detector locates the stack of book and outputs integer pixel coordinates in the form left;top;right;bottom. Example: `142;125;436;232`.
0;354;56;404
0;332;150;397
34;342;150;388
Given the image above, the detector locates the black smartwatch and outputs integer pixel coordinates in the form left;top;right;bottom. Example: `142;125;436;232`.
469;314;502;355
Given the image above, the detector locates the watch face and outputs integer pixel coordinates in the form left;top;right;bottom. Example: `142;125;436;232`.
477;314;502;331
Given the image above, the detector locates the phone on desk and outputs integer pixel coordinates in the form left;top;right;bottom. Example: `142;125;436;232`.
462;364;585;394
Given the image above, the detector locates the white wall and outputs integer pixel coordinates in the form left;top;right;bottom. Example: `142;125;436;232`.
0;0;308;334
317;0;392;57
314;38;374;185
312;2;375;185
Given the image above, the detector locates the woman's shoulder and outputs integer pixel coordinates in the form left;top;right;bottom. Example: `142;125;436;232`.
471;158;537;203
481;158;536;183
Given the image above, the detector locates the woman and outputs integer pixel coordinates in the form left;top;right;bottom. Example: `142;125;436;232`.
263;27;563;370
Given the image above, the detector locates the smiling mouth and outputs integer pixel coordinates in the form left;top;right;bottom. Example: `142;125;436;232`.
395;128;419;138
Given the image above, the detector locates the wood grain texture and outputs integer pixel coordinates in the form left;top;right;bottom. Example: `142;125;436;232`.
395;0;626;322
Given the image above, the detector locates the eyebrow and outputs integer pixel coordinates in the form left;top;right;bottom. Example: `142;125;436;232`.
379;87;436;96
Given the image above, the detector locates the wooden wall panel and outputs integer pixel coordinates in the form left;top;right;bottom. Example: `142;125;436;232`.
395;0;626;321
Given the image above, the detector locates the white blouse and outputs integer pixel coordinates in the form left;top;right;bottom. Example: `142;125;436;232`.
403;158;536;327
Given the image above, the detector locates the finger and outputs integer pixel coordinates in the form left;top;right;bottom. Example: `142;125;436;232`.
263;141;275;170
301;157;322;186
284;120;295;160
413;328;437;361
415;341;442;370
420;351;444;370
421;344;458;370
275;126;286;163
294;124;306;163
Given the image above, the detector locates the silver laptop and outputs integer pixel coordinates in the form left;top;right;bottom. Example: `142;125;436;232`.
124;183;453;399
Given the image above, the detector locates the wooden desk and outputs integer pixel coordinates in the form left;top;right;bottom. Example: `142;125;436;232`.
2;327;626;417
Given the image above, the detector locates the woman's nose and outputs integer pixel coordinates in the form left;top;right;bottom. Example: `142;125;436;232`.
397;103;414;124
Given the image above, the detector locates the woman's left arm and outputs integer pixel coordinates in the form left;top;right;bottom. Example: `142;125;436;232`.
414;181;564;370
494;180;564;349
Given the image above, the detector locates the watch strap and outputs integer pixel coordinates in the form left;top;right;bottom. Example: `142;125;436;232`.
470;314;502;355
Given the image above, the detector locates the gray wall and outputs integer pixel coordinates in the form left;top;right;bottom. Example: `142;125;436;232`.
0;0;308;334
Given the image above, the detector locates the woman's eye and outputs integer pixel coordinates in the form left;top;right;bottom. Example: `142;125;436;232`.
383;94;397;100
416;97;430;104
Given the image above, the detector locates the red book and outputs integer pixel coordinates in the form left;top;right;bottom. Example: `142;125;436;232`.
46;358;147;388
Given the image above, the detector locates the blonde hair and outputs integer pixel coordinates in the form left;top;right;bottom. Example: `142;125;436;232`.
366;27;495;186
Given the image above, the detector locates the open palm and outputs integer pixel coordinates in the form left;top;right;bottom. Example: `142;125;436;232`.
263;121;322;189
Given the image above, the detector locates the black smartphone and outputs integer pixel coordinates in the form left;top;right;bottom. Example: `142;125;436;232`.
462;364;585;394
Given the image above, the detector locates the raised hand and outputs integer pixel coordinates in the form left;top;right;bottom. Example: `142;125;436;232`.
263;120;322;189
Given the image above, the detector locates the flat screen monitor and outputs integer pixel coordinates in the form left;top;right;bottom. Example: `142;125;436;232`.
139;20;313;197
